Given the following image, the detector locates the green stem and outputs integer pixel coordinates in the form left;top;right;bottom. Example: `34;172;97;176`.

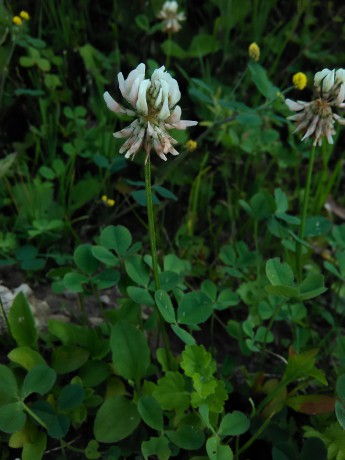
238;413;274;456
235;436;240;460
144;156;160;290
296;144;316;283
144;156;171;358
0;297;11;334
0;35;16;113
260;302;283;370
165;31;172;68
254;219;260;280
22;402;47;429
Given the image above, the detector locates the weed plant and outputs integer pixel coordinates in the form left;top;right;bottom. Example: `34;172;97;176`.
1;1;345;459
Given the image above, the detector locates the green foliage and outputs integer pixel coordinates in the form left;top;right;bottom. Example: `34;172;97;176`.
1;0;345;457
21;365;56;398
304;423;345;460
265;258;327;300
218;411;250;436
142;436;171;460
8;292;38;349
206;437;233;460
93;396;140;443
110;320;151;383
154;372;190;411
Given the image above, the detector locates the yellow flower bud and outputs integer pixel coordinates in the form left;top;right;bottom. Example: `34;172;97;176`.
185;139;197;152
12;16;22;26
107;199;115;207
20;11;30;20
248;42;260;62
292;72;308;90
101;195;108;202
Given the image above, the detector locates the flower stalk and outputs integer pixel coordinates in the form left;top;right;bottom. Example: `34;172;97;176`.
144;155;160;291
296;144;316;282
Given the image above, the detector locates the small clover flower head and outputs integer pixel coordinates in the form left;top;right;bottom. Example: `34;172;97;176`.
157;1;186;34
185;139;197;152
292;72;307;90
285;67;345;146
20;11;30;20
12;16;22;26
248;42;260;62
104;63;197;162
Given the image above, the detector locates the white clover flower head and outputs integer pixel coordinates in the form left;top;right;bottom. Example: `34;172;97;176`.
104;63;197;161
157;1;186;34
286;67;345;146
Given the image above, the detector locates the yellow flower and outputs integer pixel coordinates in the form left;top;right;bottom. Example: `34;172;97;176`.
292;72;307;90
20;11;30;20
185;139;197;152
101;195;115;207
12;16;22;26
248;42;260;62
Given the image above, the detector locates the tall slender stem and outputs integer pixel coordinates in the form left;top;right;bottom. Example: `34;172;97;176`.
296;144;316;282
165;31;172;69
260;301;283;370
0;35;16;113
254;219;260;280
238;413;274;455
144;156;160;291
144;156;171;358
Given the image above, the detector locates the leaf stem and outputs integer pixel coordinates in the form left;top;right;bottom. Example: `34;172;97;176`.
22;402;47;429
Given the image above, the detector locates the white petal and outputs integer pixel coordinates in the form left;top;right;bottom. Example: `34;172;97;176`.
169;146;179;155
154;88;163;108
103;91;135;116
336;68;345;84
136;79;151;115
287;114;304;121
285;98;305;111
158;97;170;120
314;68;331;87
171;119;198;129
166;105;181;123
113;120;139;138
335;83;345;105
124;64;145;93
323;69;335;92
118;73;125;98
334;114;345;125
151;66;165;83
